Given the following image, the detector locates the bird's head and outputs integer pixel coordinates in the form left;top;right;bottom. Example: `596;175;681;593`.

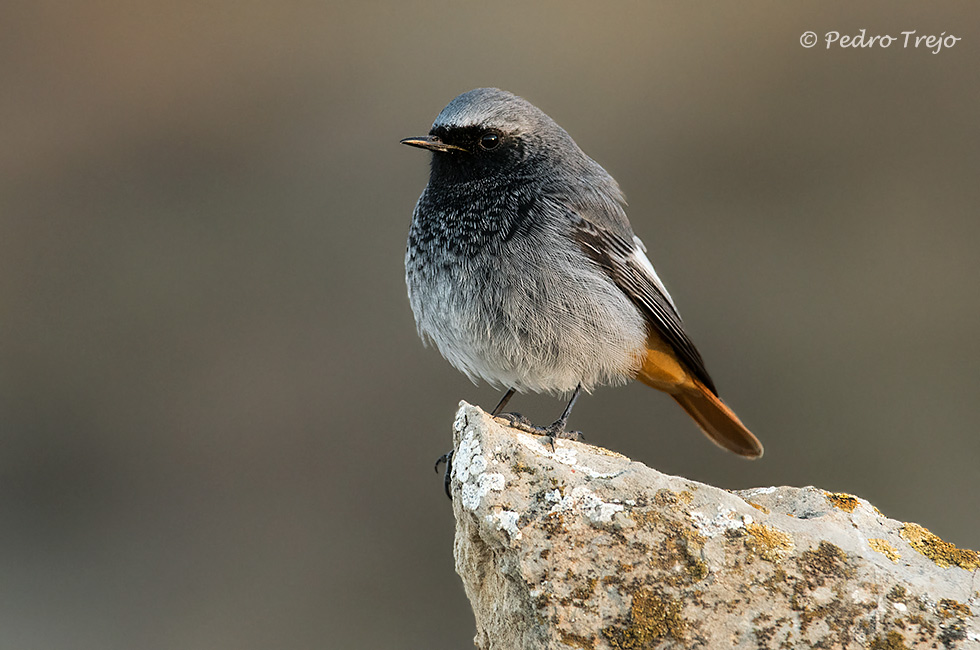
401;88;574;183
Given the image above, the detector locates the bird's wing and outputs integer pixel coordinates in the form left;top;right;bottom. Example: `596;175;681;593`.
571;218;717;395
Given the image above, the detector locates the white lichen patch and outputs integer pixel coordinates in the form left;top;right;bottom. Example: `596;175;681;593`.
453;407;468;434
553;447;578;465
689;507;750;537
454;425;506;510
486;509;523;540
514;434;620;479
546;486;624;523
742;486;777;497
460;472;505;511
453;430;486;484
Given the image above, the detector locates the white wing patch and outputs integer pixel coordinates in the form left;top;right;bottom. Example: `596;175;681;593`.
632;236;676;311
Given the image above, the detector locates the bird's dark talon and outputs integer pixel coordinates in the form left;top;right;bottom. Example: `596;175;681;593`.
434;450;454;499
434;451;452;474
545;425;585;442
494;411;533;427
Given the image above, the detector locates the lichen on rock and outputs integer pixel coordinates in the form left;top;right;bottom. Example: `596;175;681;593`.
449;402;980;649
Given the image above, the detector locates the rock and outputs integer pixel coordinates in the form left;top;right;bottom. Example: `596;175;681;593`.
449;402;980;649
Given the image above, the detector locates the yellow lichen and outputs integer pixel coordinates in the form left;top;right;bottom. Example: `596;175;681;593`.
629;508;661;529
542;512;567;536
868;538;901;562
886;585;907;602
559;630;596;649
745;523;795;562
869;631;911;650
899;523;980;570
511;461;534;475
653;489;681;507
683;553;709;582
825;491;860;512
937;598;972;619
569;577;598;601
601;588;686;647
747;501;771;514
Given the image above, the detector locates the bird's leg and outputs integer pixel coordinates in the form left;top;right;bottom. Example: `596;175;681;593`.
491;387;535;429
491;387;516;416
546;383;585;441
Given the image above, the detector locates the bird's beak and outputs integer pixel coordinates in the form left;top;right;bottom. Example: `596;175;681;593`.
400;135;468;153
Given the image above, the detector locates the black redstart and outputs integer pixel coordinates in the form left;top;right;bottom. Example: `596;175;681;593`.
402;88;763;465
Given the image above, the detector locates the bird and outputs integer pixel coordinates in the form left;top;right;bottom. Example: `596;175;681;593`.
402;88;763;480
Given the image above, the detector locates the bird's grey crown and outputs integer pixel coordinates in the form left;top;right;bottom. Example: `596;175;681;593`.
431;87;548;134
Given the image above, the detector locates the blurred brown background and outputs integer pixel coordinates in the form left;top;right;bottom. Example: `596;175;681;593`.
2;2;978;648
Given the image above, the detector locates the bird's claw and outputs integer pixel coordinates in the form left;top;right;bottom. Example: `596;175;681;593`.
434;450;453;499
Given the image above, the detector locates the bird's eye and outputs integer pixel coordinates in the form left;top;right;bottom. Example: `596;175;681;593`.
479;132;500;150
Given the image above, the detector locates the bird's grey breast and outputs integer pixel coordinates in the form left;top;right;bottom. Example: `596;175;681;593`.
405;181;647;393
405;180;537;377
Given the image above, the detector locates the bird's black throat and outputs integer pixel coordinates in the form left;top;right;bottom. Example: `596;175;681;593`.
409;170;543;260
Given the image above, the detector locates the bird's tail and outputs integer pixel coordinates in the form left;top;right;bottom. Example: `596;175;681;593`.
669;381;763;458
635;341;763;459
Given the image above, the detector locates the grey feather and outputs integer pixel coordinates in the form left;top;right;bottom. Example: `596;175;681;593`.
404;88;710;395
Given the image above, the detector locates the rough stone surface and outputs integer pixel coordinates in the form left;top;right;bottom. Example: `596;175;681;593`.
450;402;980;650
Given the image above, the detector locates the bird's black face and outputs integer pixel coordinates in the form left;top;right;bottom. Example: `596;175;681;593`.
402;123;527;184
429;125;506;154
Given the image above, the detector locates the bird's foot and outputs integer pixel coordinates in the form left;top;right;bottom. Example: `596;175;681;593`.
544;421;586;442
434;450;453;499
493;411;535;429
494;412;585;445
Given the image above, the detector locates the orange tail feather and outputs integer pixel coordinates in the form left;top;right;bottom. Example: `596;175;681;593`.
636;338;763;458
669;382;763;458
